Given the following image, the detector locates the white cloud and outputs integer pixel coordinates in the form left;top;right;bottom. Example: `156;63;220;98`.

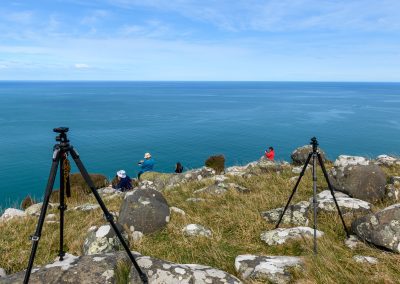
74;63;90;69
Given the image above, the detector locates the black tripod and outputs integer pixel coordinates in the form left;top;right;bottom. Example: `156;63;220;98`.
275;137;349;254
24;127;148;283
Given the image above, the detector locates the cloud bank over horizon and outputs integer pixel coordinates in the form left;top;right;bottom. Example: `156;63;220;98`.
0;0;399;81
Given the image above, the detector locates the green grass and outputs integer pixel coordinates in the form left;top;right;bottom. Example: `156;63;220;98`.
1;164;399;283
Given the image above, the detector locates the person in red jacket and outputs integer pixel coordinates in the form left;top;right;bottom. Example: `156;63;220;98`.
265;146;275;160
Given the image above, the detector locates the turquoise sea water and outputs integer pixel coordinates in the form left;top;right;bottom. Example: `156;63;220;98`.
0;81;399;209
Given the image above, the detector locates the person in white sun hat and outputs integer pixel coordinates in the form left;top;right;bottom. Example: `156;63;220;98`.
112;170;132;191
137;152;155;180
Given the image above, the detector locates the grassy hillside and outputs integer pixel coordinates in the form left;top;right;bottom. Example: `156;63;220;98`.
1;164;399;283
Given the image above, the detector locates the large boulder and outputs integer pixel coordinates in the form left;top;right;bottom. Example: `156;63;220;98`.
351;204;400;253
118;188;170;234
1;252;242;284
291;145;326;165
330;164;386;203
235;255;303;284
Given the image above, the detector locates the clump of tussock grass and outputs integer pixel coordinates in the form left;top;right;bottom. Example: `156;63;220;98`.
1;164;399;283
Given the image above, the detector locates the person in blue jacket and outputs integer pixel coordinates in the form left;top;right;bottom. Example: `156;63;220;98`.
137;152;155;179
113;170;132;192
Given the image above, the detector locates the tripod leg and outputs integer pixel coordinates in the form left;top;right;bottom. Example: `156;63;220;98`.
24;149;61;284
58;152;66;260
69;147;148;284
312;152;317;254
317;153;350;237
275;152;312;229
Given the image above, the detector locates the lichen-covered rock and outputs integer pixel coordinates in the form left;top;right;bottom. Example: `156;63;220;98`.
0;208;26;222
260;227;324;246
235;255;303;284
374;155;400;166
0;253;126;284
330;164;386;203
261;201;310;226
351;204;400;253
131;255;242;284
291;145;326;165
353;255;378;264
118;188;170;234
73;203;100;211
312;190;372;216
182;224;212;238
344;235;362;250
83;225;122;255
334;155;369;169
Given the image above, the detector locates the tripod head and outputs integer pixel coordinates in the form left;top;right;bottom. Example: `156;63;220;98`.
54;127;69;144
310;137;319;152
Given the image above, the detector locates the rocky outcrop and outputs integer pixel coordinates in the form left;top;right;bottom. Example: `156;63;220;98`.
330;163;386;203
351;204;400;253
0;208;26;222
1;252;242;284
118;188;170;234
235;255;303;284
374;155;400;166
260;227;323;246
261;201;310;226
291;145;326;165
83;225;122;255
182;224;212;238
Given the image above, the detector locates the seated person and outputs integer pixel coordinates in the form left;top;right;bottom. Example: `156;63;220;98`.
265;146;275;161
112;170;132;191
137;152;154;179
175;162;184;173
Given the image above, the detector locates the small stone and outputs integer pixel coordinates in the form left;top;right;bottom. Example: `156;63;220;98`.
353;255;378;264
47;214;56;221
131;231;144;242
345;235;362;250
170;207;186;215
0;268;6;278
183;224;212;238
186;198;206;203
260;226;324;246
73;204;100;211
25;203;44;216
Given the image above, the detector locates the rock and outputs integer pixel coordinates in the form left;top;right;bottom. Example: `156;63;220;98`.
0;208;26;222
291;145;326;165
225;165;250;177
353;255;378;264
330;164;386;203
344;235;362;250
374;155;399;166
132;254;242;284
261;201;310;226
25;203;44;216
334;155;369;169
351;204;400;253
186;198;206;203
246;159;284;175
312;190;372;216
47;214;57;221
184;167;216;181
183;224;212;238
138;180;157;191
214;175;229;182
83;225;123;255
73;204;100;211
131;231;144;242
291;165;311;174
260;226;324;246
390;176;400;185
194;182;250;195
118;188;170;234
386;184;400;202
235;255;303;284
170;207;186;215
97;187;116;195
1;252;127;284
0;268;6;278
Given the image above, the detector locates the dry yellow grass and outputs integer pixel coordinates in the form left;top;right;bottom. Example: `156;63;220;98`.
1;165;400;284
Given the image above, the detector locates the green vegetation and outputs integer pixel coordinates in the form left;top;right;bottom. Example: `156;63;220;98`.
205;154;225;174
1;164;399;283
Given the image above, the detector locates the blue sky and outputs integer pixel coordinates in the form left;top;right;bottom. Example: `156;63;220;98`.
0;0;400;81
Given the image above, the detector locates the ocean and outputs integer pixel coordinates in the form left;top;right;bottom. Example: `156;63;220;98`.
0;81;399;209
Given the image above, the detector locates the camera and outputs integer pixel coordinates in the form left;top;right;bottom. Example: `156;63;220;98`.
53;127;69;134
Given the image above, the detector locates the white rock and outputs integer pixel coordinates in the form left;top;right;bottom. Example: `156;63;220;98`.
0;268;6;278
73;204;100;211
131;231;144;242
345;235;362;250
170;206;186;215
375;155;399;166
25;203;44;216
45;253;79;271
353;255;378;264
334;155;369;170
96;225;111;238
47;214;57;221
183;224;212;238
260;226;324;246
312;190;372;212
0;208;27;222
235;255;303;283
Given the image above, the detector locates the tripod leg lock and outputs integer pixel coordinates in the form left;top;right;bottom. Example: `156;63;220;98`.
58;204;68;211
30;235;40;242
105;214;114;222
